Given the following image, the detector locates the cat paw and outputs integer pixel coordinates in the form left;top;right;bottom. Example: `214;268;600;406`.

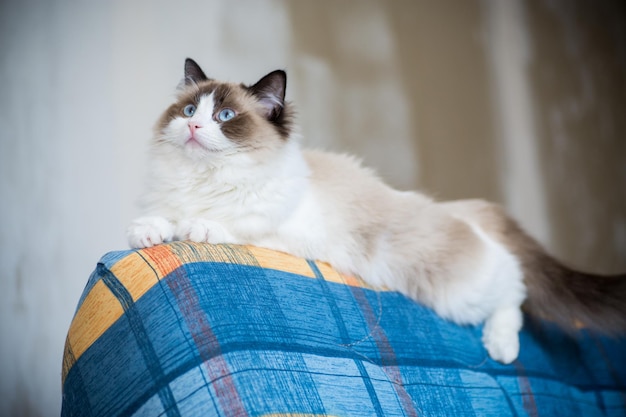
482;328;519;364
127;216;175;248
176;218;234;244
482;307;523;364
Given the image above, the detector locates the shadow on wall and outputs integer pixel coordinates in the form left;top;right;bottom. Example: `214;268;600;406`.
525;0;626;274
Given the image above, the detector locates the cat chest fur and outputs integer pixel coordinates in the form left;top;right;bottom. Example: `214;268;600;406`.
143;140;310;241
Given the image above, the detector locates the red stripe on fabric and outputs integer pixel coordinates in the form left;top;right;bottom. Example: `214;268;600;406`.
515;362;538;417
351;287;419;417
588;334;626;407
144;247;249;417
141;245;183;279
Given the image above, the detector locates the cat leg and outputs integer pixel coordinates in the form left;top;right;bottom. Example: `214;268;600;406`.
127;216;175;248
482;305;523;364
176;218;237;244
462;221;526;363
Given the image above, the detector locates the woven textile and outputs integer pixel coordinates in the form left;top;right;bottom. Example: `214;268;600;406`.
62;241;626;416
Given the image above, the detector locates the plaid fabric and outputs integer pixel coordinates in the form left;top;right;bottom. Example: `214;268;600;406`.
62;241;626;417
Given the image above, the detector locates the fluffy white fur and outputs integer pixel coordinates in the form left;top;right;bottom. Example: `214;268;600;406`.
128;67;528;364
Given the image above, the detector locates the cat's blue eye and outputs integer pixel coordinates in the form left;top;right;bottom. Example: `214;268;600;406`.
183;104;196;117
217;108;236;122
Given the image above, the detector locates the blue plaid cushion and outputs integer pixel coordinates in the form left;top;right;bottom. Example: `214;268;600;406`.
62;242;626;416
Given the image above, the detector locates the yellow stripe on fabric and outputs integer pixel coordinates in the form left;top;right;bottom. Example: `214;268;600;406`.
108;243;383;304
314;260;383;290
67;280;124;361
61;335;75;385
313;260;351;285
176;241;259;266
248;245;385;290
342;269;386;290
110;251;161;302
247;245;316;278
132;242;382;293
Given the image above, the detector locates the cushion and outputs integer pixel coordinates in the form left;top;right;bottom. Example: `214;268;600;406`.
61;241;626;416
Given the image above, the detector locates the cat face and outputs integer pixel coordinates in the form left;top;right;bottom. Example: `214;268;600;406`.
155;59;292;160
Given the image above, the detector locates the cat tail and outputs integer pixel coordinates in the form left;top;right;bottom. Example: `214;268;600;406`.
496;205;626;334
521;254;626;335
442;199;626;334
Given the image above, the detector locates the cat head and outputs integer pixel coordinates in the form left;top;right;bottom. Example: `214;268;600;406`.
155;58;293;161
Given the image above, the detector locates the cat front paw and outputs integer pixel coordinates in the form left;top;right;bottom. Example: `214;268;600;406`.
127;216;175;248
176;218;235;244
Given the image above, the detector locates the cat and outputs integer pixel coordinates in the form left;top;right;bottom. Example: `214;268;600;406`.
127;58;626;364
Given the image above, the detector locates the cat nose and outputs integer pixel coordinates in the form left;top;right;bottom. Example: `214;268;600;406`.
188;121;202;134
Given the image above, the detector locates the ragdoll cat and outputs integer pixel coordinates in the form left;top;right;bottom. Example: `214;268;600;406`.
127;58;626;364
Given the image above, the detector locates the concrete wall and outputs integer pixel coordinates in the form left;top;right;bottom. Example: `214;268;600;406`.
1;0;624;415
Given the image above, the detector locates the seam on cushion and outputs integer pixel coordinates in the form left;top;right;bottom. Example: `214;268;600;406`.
307;259;385;417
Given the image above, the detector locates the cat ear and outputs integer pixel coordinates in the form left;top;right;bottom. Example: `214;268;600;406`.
248;70;286;120
183;58;209;85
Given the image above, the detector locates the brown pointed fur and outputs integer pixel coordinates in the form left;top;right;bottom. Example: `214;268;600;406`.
441;199;626;334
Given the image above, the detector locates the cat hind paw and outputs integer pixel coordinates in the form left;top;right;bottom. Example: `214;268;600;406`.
482;329;520;364
482;307;523;364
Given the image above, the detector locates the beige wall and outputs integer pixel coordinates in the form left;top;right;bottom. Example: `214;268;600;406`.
285;0;625;273
286;0;502;200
